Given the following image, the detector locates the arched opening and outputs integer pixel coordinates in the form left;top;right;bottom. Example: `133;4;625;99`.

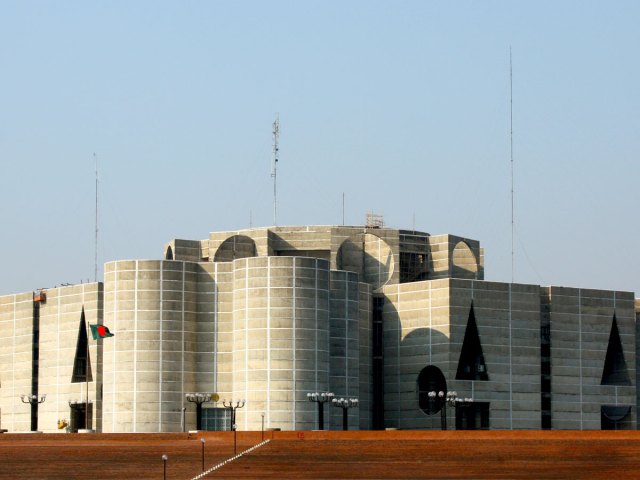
451;241;478;279
165;246;174;260
416;365;447;415
213;235;257;262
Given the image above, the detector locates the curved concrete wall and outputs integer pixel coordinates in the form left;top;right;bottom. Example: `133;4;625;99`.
231;256;330;431
329;270;362;430
102;260;201;433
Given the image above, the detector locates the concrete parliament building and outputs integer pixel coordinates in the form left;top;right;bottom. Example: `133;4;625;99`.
1;224;638;433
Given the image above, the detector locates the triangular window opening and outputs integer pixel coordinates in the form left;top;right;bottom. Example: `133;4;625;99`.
456;304;489;381
601;313;630;386
71;308;93;383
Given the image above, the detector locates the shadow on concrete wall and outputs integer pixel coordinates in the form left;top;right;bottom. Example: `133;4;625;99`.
381;299;452;430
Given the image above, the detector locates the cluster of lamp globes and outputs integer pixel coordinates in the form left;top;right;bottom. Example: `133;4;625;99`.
427;391;474;406
184;393;247;406
185;393;214;403
20;394;46;404
307;392;359;408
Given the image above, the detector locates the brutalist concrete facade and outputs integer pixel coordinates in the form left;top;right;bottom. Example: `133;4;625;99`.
0;284;102;433
0;225;637;432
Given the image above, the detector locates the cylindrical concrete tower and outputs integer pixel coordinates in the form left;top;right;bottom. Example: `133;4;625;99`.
231;256;330;431
102;260;200;432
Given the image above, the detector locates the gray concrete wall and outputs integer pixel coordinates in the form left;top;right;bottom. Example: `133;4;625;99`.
381;279;541;430
449;280;541;430
427;235;483;281
0;292;35;432
209;228;271;259
380;279;451;430
548;287;636;430
37;283;103;433
0;284;103;433
164;239;205;262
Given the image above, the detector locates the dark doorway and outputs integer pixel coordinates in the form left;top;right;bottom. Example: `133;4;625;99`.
69;403;92;432
601;405;631;430
455;402;490;430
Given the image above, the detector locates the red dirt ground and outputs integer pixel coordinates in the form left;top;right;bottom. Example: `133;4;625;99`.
1;430;640;479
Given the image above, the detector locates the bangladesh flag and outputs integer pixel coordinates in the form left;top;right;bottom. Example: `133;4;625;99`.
90;324;114;340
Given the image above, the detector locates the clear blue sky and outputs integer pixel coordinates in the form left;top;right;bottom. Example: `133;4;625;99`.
2;1;639;296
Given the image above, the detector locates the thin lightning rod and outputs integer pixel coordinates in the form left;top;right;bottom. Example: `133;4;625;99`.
510;48;514;284
94;152;98;283
271;115;279;226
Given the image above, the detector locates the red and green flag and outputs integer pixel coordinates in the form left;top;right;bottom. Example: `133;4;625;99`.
90;324;114;340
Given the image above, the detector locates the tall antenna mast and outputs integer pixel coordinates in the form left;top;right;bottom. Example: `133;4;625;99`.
94;152;99;283
271;114;279;226
510;48;514;283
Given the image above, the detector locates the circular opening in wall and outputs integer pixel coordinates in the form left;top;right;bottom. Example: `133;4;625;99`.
417;365;447;415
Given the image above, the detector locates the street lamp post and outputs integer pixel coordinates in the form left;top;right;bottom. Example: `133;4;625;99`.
331;397;359;431
185;393;212;431
261;412;265;441
20;393;46;431
222;399;246;431
427;391;474;430
162;454;168;480
307;392;334;430
222;399;246;454
427;391;446;430
200;438;205;471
